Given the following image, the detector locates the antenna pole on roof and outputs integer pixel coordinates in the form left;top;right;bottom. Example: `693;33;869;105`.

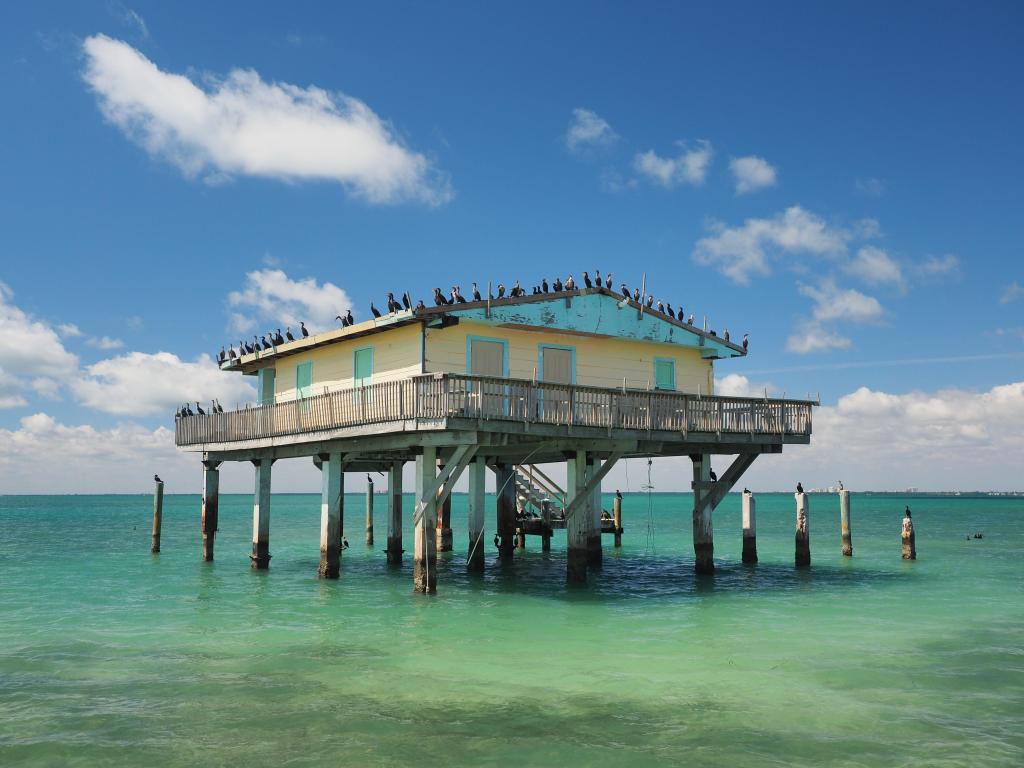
486;281;492;319
638;272;647;320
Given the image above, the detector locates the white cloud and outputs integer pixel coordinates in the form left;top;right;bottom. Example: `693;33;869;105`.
30;377;61;400
58;323;82;337
692;206;849;284
634;140;713;188
798;279;884;324
844;246;905;289
1000;281;1023;304
82;34;451;205
915;253;961;278
785;322;853;354
86;335;125;350
72;351;256;417
227;268;351;335
714;373;778;398
729;155;777;194
854;177;885;197
566;108;617;153
0;283;78;384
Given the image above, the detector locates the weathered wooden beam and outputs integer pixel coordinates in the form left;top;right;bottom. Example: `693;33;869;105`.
560;451;623;523
413;447;438;593
566;450;588;583
318;452;343;578
840;489;852;556
365;475;374;547
386;461;403;565
201;460;221;561
742;490;757;564
795;492;810;567
251;458;272;569
692;455;714;574
704;453;759;510
151;478;164;554
494;463;516;560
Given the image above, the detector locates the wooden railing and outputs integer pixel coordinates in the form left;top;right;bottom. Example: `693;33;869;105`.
175;373;814;446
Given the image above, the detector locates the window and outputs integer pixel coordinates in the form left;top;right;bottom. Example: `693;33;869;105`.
296;362;312;399
539;345;574;384
654;358;676;391
467;336;509;417
354;347;373;388
469;338;506;377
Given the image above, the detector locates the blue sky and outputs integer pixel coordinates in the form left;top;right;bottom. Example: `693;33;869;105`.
1;2;1021;492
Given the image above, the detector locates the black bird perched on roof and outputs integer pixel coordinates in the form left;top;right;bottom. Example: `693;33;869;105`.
645;295;654;309
605;271;612;288
666;304;675;319
512;280;523;297
370;303;382;318
471;282;482;301
184;403;194;416
285;327;295;342
797;482;804;494
154;474;162;483
453;286;467;303
300;321;309;338
656;300;665;314
595;270;603;288
620;283;630;298
345;309;354;326
335;314;345;326
260;335;271;350
633;287;640;301
387;292;400;313
496;282;506;298
415;299;426;311
552;277;562;292
196;401;206;416
274;329;285;345
583;271;592;288
565;275;575;290
742;333;749;351
710;469;718;482
216;400;225;413
688;313;695;325
402;292;412;310
433;287;447;306
541;278;549;293
252;335;260;352
217;346;226;363
723;329;730;342
228;344;237;359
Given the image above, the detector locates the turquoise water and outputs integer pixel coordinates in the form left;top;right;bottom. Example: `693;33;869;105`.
0;492;1021;767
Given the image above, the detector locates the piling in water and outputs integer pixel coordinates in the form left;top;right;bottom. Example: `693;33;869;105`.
741;490;757;564
691;455;714;574
495;463;516;562
612;494;622;548
566;451;588;583
151;479;164;554
318;453;342;579
413;448;438;593
840;489;853;556
365;477;374;547
201;462;220;561
586;458;602;568
386;461;403;565
795;492;810;567
466;457;485;572
436;459;453;552
541;499;552;552
902;514;916;560
251;458;272;569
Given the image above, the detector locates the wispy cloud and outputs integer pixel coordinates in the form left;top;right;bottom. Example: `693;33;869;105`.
915;253;961;279
81;35;452;205
86;335;125;350
854;176;885;197
634;140;712;188
1000;281;1023;304
729;155;777;194
566;108;617;153
844;245;905;290
785;321;853;354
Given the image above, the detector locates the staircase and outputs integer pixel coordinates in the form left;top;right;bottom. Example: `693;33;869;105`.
513;464;566;518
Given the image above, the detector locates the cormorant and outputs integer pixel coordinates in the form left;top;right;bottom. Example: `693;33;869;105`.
453;287;467;303
666;304;675;319
433;287;447;306
645;295;654;308
335;314;345;326
493;533;500;549
345;309;354;326
838;480;844;490
300;321;309;338
184;403;194;416
565;275;575;290
633;287;640;301
273;329;285;345
387;292;400;313
342;537;350;550
797;482;804;494
370;303;382;318
154;474;162;483
497;283;506;298
742;334;749;351
218;346;226;363
621;283;630;298
196;401;206;416
415;299;426;311
541;278;549;293
285;328;295;342
656;300;665;313
723;329;730;342
583;271;592;288
710;469;718;482
472;282;482;301
552;277;562;292
260;335;271;350
512;280;523;297
743;487;750;494
595;270;602;288
402;292;412;310
228;344;237;359
605;271;612;288
688;314;695;325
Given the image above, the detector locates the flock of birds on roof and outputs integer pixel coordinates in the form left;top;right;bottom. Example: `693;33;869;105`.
197;271;751;418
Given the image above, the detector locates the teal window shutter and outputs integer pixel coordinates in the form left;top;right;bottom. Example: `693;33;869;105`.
354;347;373;387
296;362;313;399
654;359;675;391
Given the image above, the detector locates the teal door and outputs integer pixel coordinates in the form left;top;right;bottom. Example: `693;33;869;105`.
354;347;373;387
296;362;313;399
654;359;675;391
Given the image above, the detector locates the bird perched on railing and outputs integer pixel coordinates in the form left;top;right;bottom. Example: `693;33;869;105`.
195;401;206;416
471;282;482;301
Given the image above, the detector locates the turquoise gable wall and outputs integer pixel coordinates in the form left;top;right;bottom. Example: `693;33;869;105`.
442;292;742;358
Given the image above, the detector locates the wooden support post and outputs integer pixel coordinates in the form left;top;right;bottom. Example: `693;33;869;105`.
495;463;516;561
436;459;453;552
541;499;552;552
795;492;810;567
151;478;164;553
318;453;342;579
517;525;526;550
613;493;622;548
839;489;852;556
414;447;438;593
566;450;588;583
386;461;403;565
201;461;220;561
251;458;272;569
741;490;757;564
365;476;374;547
902;510;916;560
467;457;486;572
691;455;714;574
587;457;602;567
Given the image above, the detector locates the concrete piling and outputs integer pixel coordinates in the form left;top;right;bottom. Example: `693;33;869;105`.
151;478;164;554
365;476;374;547
251;458;272;569
541;499;552;552
902;510;916;560
691;455;714;574
741;490;757;564
436;459;453;552
413;447;438;593
318;453;343;578
201;461;220;561
612;493;623;548
467;457;485;572
566;450;588;583
495;463;516;561
795;492;810;567
840;489;853;556
386;461;403;565
587;458;602;568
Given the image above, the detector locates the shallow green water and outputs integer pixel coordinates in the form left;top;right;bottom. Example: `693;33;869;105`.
0;492;1021;767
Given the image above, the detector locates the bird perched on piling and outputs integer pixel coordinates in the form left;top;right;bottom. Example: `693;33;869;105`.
154;474;162;483
797;482;804;494
300;321;309;338
370;303;382;318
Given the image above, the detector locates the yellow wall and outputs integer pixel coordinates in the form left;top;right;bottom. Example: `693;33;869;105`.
273;322;421;401
424;320;714;394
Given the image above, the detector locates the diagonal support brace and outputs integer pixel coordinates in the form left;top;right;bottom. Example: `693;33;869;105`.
699;453;759;511
412;444;478;526
562;451;623;521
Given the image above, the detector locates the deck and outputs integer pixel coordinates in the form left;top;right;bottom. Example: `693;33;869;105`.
176;373;813;461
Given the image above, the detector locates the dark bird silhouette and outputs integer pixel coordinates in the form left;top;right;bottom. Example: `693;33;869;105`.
605;271;612;288
387;292;400;313
633;287;640;301
260;335;271;350
273;329;285;345
195;401;206;416
228;344;237;359
154;474;162;483
471;282;482;301
345;309;354;326
497;283;506;298
402;292;412;310
723;328;730;342
710;469;718;482
656;300;665;314
621;283;630;298
300;321;309;338
185;403;194;417
688;314;695;325
512;280;523;297
743;487;750;494
434;287;448;306
216;400;225;413
217;346;226;363
552;277;562;292
666;304;675;319
645;295;654;308
336;314;345;326
797;482;804;494
742;333;749;351
595;270;603;288
251;336;260;353
285;327;295;342
453;286;467;303
565;275;575;290
415;299;426;310
541;278;549;293
583;271;592;288
370;303;382;318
